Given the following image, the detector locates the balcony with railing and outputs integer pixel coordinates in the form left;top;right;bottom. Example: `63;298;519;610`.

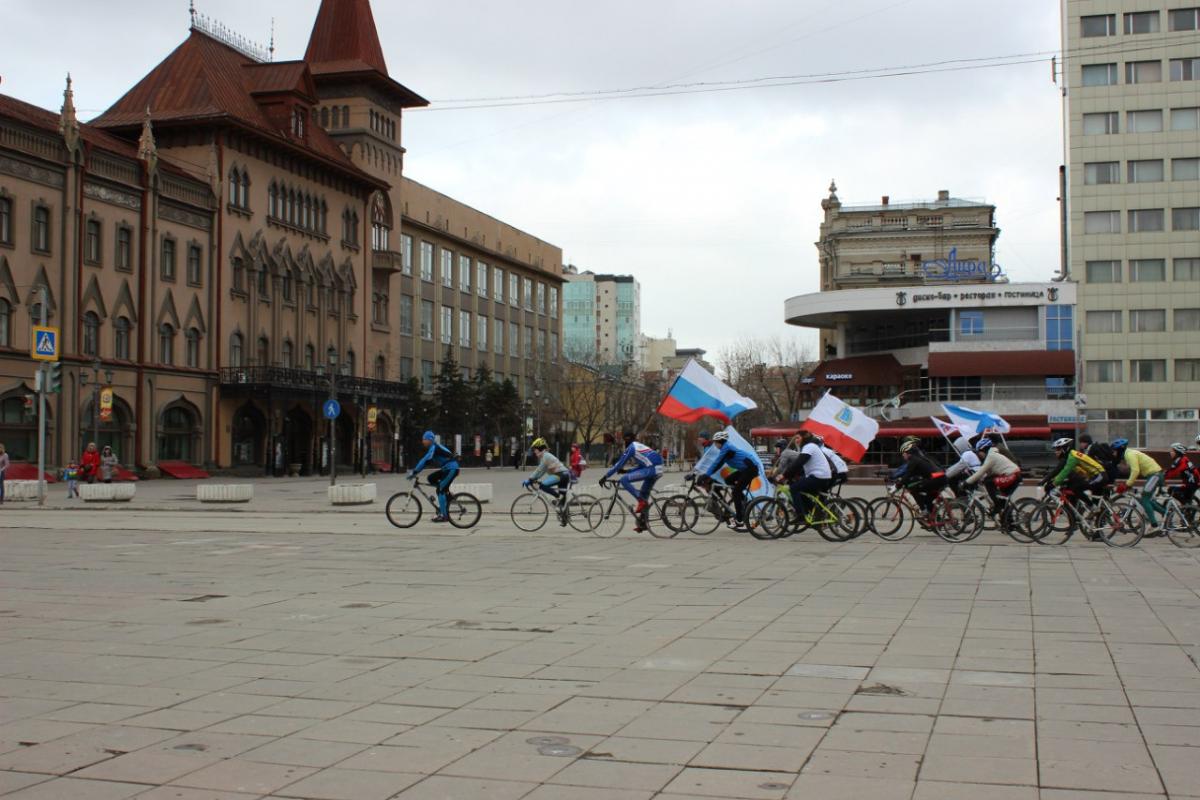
928;325;1043;352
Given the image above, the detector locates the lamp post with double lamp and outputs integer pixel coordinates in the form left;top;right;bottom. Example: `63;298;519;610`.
78;359;114;448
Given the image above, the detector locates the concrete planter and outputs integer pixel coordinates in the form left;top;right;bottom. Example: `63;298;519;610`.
456;483;492;503
328;483;376;505
80;483;136;502
197;484;254;503
2;480;41;501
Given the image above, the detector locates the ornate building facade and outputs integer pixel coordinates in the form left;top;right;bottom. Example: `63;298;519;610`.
0;0;564;472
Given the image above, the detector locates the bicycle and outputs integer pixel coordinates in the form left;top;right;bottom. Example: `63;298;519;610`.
660;477;754;536
1127;487;1198;548
867;480;966;542
1022;487;1144;547
748;486;863;542
510;477;596;534
385;477;482;529
952;484;1031;543
588;479;683;538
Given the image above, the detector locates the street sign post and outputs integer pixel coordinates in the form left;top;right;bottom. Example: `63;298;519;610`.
31;326;60;362
323;399;341;419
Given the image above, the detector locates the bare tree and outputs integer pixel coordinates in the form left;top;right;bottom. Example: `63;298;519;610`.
718;336;816;426
550;360;611;454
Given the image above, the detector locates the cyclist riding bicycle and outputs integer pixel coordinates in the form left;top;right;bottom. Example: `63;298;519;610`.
945;439;982;497
523;438;572;506
698;430;758;524
1165;442;1200;506
814;435;850;488
781;429;833;522
1045;437;1108;508
1078;434;1119;481
889;436;924;482
897;439;946;521
963;437;1022;521
408;430;459;523
1112;438;1164;526
600;430;664;533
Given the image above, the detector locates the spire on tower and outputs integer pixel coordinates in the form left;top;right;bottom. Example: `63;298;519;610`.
59;73;79;148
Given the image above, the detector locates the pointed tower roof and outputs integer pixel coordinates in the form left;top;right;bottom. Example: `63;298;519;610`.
305;0;388;76
303;0;428;109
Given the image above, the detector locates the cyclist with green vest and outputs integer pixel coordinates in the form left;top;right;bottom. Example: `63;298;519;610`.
1112;438;1164;526
1045;437;1108;507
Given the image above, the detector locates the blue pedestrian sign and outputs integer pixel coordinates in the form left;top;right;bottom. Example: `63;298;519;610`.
31;326;60;362
323;399;341;419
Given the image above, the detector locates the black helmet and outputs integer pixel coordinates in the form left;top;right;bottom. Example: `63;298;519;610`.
622;429;636;444
774;438;788;450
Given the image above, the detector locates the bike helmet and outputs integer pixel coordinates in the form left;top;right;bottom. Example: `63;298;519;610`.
1111;437;1129;450
622;429;636;443
531;437;548;450
1053;437;1073;450
901;435;921;446
1195;433;1200;445
900;440;918;454
712;431;730;444
421;430;435;442
976;437;994;452
1170;442;1188;455
697;431;711;442
774;438;788;450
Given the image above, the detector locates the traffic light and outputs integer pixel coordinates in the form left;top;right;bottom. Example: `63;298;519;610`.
47;362;62;394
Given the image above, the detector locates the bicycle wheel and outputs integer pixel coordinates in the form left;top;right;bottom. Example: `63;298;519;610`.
689;496;724;536
647;498;680;538
588;495;625;538
510;493;549;532
1100;498;1145;548
832;497;866;541
1030;499;1076;545
868;497;913;541
812;498;851;542
846;497;872;539
385;491;422;529
566;494;597;533
1004;498;1039;543
1164;500;1200;548
659;494;696;534
935;499;978;543
747;496;785;540
447;493;482;529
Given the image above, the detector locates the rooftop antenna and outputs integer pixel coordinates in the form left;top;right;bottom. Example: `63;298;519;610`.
269;18;275;62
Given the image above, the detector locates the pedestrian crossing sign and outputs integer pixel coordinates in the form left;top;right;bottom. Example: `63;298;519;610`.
31;326;60;362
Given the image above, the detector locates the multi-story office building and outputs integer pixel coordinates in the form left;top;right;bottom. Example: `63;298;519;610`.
1062;1;1200;443
0;0;564;472
562;268;641;366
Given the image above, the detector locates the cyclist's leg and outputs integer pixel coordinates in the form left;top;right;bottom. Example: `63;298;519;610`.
728;468;756;522
1143;473;1164;524
789;476;822;519
436;468;458;517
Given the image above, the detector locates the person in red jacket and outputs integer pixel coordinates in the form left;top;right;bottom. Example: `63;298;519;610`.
569;443;585;478
1165;442;1200;505
79;442;102;484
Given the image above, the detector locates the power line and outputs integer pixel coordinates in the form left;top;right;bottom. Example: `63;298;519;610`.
416;31;1200;112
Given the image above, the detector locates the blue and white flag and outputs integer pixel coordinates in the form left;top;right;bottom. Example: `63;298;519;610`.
941;403;1011;436
693;426;774;498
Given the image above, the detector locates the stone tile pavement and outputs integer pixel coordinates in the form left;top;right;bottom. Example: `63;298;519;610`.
2;503;1200;798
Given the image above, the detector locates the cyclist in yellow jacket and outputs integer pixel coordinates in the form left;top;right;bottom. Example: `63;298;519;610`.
1046;437;1108;507
1112;438;1164;526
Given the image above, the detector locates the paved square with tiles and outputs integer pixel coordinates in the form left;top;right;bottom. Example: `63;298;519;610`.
2;484;1200;798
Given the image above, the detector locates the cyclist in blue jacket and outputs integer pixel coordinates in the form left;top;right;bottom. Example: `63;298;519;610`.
700;430;759;524
601;430;664;532
408;431;459;523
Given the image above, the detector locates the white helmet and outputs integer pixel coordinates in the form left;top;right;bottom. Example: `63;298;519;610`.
712;431;729;444
1053;437;1073;450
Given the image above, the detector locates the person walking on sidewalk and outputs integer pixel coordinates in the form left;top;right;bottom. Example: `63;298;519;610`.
485;448;493;470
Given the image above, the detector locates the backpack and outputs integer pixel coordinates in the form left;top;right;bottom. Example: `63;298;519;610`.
1087;442;1117;476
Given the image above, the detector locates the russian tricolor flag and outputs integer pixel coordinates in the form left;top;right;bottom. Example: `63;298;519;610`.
657;360;756;425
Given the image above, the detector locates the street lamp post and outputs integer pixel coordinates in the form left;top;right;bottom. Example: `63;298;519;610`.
78;359;114;448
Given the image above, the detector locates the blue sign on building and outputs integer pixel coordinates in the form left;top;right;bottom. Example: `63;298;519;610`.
920;248;1005;283
323;399;341;419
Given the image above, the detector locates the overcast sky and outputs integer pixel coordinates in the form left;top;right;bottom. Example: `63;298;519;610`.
2;0;1063;362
